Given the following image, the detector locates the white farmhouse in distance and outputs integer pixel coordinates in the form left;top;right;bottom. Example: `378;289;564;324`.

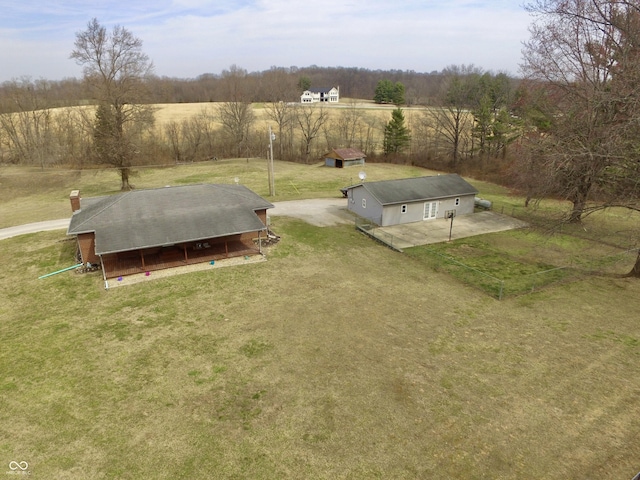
300;87;339;104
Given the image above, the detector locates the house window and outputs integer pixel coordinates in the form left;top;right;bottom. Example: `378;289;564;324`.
362;198;367;209
401;204;407;214
455;197;460;206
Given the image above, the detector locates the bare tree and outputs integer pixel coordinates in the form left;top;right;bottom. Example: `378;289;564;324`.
423;67;481;166
264;101;293;160
521;0;640;275
359;113;383;155
217;101;255;158
333;100;366;148
294;104;329;161
71;18;155;190
0;79;57;167
424;100;473;167
164;109;216;163
216;65;256;158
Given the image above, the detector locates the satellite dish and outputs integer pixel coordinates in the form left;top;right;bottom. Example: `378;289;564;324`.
358;171;367;181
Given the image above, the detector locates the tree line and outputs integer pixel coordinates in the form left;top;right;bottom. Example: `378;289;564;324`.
0;65;476;114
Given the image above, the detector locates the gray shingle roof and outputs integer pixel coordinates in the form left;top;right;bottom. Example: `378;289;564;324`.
308;87;334;93
67;184;273;255
353;174;478;205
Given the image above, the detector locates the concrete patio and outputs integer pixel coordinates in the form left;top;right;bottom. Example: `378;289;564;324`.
360;211;529;250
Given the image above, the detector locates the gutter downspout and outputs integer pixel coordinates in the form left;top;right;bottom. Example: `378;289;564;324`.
99;254;109;289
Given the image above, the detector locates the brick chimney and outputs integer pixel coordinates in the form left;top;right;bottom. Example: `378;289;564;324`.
70;190;81;213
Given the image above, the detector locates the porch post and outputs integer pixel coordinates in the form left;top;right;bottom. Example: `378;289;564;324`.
99;255;109;289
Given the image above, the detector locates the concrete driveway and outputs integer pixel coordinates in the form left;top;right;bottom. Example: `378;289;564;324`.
0;219;71;240
268;198;354;227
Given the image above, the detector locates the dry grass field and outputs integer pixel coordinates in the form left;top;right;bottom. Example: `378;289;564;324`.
1;161;639;478
152;100;410;127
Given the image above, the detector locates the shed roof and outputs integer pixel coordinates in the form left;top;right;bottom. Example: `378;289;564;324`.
325;148;366;160
67;184;273;255
346;174;478;205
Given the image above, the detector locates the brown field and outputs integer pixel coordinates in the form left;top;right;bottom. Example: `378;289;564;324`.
153;100;424;133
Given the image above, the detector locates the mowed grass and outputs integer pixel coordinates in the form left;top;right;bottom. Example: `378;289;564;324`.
406;229;638;298
0;160;431;228
1;217;640;478
1;161;640;478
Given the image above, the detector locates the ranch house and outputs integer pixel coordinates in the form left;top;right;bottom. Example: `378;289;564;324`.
342;174;478;227
324;148;366;168
300;87;339;103
67;184;273;280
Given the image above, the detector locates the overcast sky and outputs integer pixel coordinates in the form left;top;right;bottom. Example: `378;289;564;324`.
0;0;532;82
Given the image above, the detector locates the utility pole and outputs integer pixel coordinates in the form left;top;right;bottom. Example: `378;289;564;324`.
268;125;276;196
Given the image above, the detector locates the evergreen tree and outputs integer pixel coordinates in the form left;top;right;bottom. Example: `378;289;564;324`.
297;76;311;92
383;108;411;154
392;82;405;105
374;80;405;105
374;80;393;103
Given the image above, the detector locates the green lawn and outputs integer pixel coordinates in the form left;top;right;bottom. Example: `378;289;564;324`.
1;162;640;478
406;229;637;298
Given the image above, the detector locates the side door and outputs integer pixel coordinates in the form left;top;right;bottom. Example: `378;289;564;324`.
423;201;437;220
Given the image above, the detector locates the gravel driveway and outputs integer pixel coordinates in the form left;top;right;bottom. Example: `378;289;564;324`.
268;198;354;227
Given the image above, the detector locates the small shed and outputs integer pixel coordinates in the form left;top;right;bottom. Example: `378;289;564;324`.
324;148;366;168
342;174;478;226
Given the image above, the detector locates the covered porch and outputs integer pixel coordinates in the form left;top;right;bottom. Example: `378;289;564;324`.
100;236;262;279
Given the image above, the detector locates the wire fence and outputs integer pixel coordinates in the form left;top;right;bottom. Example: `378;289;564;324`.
355;217;403;251
355;217;639;300
416;247;638;300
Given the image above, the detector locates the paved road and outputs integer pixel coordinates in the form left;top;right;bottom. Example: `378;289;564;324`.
0;219;72;240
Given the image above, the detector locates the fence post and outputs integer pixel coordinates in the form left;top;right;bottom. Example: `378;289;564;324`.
499;281;504;301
